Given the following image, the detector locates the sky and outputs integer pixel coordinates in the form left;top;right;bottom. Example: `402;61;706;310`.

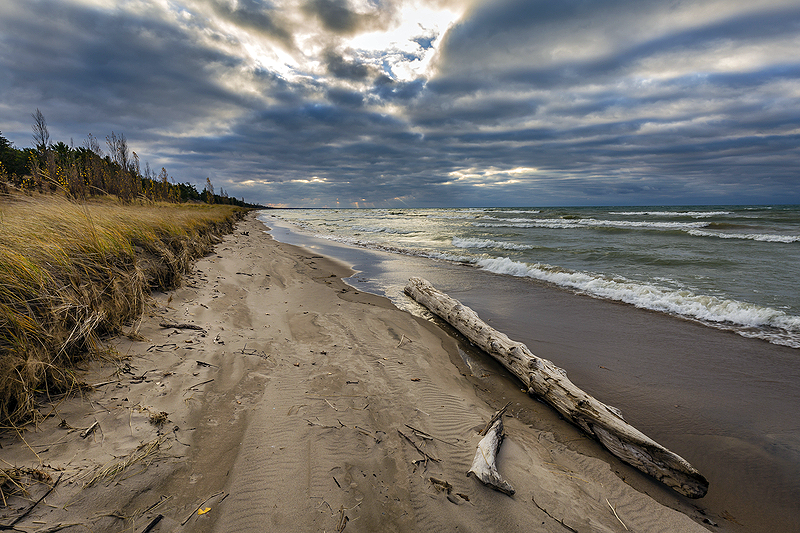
1;0;799;208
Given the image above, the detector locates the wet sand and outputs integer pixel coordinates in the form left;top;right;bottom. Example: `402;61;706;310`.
0;212;770;532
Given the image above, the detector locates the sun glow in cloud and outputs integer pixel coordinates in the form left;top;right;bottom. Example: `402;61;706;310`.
179;0;465;87
446;166;539;186
346;2;465;81
291;176;329;183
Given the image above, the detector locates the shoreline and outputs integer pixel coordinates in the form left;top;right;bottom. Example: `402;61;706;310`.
1;213;726;531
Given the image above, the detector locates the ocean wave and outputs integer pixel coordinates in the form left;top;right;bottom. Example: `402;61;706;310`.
316;234;472;263
609;210;732;218
426;214;484;220
452;237;534;250
474;256;800;342
687;229;800;243
493;209;542;214
351;225;417;234
474;218;708;230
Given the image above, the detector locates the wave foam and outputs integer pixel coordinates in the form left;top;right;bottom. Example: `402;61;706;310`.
452;237;534;250
474;256;800;338
474;218;708;230
351;225;416;234
316;234;472;263
687;229;800;243
610;210;732;218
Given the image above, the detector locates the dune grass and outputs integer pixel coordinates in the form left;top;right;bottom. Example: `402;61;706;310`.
0;191;247;426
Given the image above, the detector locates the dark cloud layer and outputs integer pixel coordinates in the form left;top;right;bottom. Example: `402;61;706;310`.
1;0;798;207
205;0;295;46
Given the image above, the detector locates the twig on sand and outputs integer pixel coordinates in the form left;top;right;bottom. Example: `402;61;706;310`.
26;523;83;533
90;380;119;388
404;424;457;446
397;430;440;464
239;344;269;358
138;495;172;517
147;343;178;352
158;321;205;332
181;491;226;525
80;421;99;439
185;379;214;393
396;334;408;348
2;472;63;529
140;514;163;533
606;499;629;531
531;494;578;533
337;505;349;532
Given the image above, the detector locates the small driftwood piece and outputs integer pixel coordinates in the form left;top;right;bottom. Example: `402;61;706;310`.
80;420;99;439
467;405;515;495
141;514;164;533
158;321;205;331
404;277;708;498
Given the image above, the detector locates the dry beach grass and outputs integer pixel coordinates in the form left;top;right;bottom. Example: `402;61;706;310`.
0;191;245;427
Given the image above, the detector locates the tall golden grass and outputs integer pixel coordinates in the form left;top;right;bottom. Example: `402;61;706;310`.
0;191;246;426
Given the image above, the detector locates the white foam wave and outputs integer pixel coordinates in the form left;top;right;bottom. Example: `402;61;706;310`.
427;214;483;220
474;218;708;230
351;225;416;234
474;256;800;337
609;210;732;218
452;237;534;250
316;234;472;263
687;229;800;243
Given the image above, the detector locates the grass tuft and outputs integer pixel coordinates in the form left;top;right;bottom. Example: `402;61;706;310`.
0;192;246;426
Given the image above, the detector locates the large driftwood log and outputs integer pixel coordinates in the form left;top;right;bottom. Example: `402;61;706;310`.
404;277;708;498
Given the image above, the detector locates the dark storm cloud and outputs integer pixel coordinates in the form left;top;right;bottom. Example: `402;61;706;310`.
302;0;395;35
433;3;800;95
0;1;243;142
371;76;425;101
203;0;295;47
326;87;365;107
323;49;374;80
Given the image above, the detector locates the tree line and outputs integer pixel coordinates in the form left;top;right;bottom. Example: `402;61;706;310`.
0;109;262;208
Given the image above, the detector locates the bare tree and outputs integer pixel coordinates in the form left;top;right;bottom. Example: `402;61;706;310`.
83;133;103;156
106;131;130;171
31;108;50;153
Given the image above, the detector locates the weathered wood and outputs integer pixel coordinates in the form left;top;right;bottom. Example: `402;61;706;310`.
158;320;205;331
467;409;515;495
404;277;708;498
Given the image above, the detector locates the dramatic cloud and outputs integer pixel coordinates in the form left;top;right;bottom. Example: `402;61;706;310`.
1;0;798;206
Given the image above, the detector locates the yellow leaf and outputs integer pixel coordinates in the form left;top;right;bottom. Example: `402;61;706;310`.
198;507;211;515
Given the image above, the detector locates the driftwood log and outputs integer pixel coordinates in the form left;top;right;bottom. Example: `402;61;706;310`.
467;404;515;495
404;277;708;499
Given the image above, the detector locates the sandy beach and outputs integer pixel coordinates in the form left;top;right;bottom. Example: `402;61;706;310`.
2;213;722;532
